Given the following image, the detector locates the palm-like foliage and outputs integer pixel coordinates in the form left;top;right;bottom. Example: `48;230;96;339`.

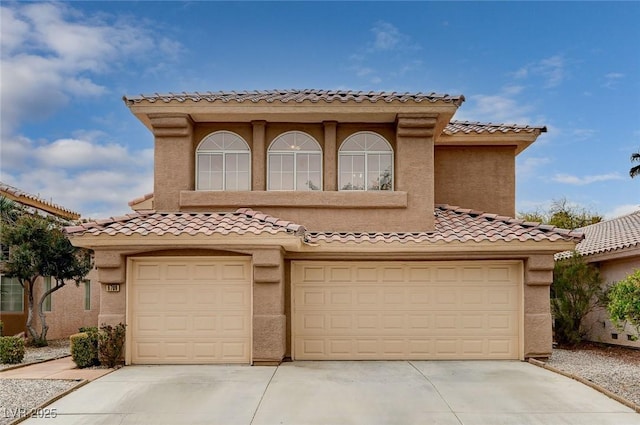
631;152;640;179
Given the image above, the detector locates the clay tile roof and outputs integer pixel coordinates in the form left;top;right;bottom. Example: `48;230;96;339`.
557;210;640;258
305;205;583;244
0;181;80;220
64;208;306;237
123;89;465;106
128;192;154;207
444;121;547;135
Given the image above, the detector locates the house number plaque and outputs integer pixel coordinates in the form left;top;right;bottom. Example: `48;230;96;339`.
106;284;120;292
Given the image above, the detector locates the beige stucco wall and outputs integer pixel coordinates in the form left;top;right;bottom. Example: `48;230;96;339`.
152;118;438;232
85;243;558;363
584;255;640;348
30;269;100;340
434;146;516;216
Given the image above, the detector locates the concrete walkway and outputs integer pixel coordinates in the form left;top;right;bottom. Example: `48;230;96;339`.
0;357;112;381
16;360;640;425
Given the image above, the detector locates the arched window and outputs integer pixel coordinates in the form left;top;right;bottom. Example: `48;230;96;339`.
268;131;322;191
339;132;393;191
196;131;250;191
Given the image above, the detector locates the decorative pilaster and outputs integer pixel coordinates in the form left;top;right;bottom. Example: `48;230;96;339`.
94;250;126;327
252;248;286;364
396;114;437;231
323;121;337;191
252;121;267;190
523;255;555;358
149;114;194;211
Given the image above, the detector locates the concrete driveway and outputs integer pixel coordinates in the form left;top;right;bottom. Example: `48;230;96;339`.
21;361;639;425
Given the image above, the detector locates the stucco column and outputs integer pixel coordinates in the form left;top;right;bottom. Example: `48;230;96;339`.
252;120;267;190
149;114;194;211
395;114;437;231
523;254;555;358
323;121;337;191
252;248;286;364
94;250;126;327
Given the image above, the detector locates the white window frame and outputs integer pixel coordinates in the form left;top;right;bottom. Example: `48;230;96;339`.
338;131;394;191
267;131;323;191
43;276;52;312
196;131;251;191
84;280;91;311
0;276;24;312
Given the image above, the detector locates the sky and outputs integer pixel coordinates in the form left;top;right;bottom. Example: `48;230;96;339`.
1;1;639;220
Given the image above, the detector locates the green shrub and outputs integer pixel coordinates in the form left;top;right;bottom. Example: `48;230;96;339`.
70;331;99;368
78;326;98;334
607;270;640;340
552;253;604;345
0;320;4;337
0;336;25;364
98;323;126;368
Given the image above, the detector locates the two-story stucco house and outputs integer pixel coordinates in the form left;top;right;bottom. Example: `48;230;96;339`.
66;90;581;365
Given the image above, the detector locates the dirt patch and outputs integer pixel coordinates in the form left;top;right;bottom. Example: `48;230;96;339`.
556;341;640;365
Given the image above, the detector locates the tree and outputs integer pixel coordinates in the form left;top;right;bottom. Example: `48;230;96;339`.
518;197;602;230
1;212;92;346
606;270;640;339
631;151;640;179
552;253;604;345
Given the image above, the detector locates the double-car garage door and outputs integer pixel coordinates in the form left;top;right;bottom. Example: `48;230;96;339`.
292;261;521;360
129;258;521;364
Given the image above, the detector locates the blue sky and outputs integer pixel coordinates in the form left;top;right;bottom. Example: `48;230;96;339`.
1;1;638;220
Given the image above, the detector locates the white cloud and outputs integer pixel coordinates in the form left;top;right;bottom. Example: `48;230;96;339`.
0;2;182;135
552;173;624;185
0;134;153;219
604;204;640;220
371;21;403;51
603;72;624;89
513;54;567;88
455;93;534;125
571;128;597;140
517;156;552;177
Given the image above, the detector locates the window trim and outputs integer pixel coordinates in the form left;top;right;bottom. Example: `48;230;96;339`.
338;131;394;191
84;280;91;311
43;276;52;312
0;276;24;313
196;131;251;191
267;131;323;191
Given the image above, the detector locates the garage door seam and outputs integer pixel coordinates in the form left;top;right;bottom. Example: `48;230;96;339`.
408;361;463;425
249;365;278;424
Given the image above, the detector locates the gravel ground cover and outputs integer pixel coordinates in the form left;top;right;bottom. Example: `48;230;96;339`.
546;342;640;407
0;339;71;371
0;380;77;425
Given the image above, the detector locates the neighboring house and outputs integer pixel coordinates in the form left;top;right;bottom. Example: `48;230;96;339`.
573;210;640;348
0;182;99;339
66;90;581;365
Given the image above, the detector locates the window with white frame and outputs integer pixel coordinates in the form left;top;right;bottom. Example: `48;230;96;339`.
84;280;91;310
43;276;52;312
339;132;393;191
196;131;251;191
0;276;24;312
268;131;322;191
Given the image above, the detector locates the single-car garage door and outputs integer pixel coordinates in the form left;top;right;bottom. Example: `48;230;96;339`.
292;261;521;360
129;257;251;364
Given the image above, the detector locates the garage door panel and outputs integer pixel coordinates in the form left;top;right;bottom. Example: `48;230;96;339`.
130;257;251;364
293;261;521;360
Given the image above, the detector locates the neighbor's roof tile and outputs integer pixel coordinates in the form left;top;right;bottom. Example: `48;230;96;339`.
557;210;640;258
123;89;465;106
0;181;80;219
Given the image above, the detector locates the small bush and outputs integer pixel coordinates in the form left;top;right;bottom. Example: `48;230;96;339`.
0;336;25;364
98;323;126;368
552;253;604;345
78;326;99;333
607;270;640;340
70;331;99;368
0;320;4;337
